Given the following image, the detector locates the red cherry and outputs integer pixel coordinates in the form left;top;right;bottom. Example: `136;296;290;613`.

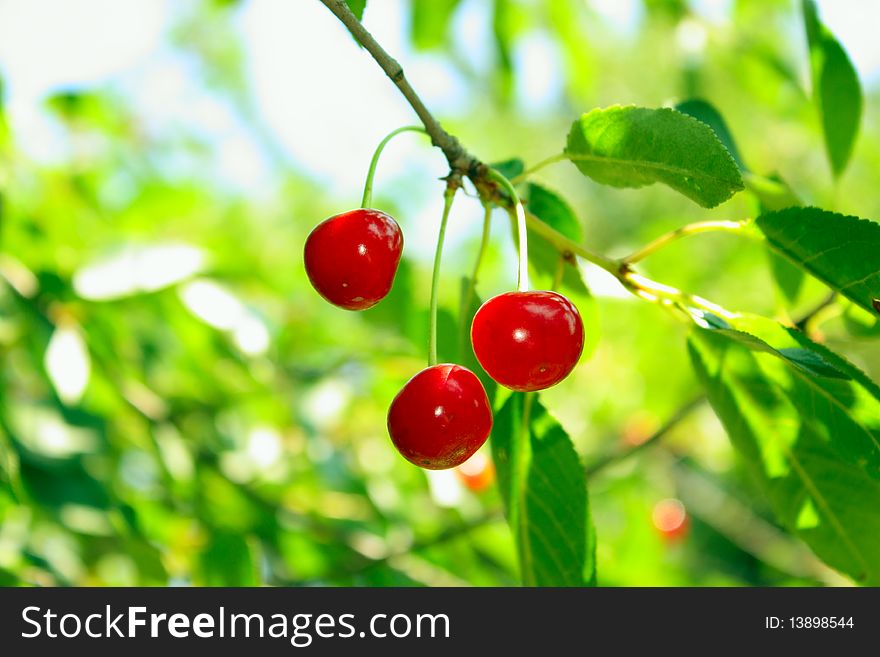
387;364;493;470
470;290;584;392
304;208;403;310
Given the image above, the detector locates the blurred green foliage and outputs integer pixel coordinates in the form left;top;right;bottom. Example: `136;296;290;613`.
0;0;877;587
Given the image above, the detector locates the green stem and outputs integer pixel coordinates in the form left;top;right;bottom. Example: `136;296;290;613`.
515;391;536;585
361;125;428;208
524;209;619;275
470;203;493;289
459;203;493;355
622;219;754;265
428;184;458;365
521;207;739;320
488;168;529;292
620;269;736;320
510;153;568;185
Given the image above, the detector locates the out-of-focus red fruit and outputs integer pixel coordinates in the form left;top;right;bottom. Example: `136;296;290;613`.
652;498;689;543
455;450;495;492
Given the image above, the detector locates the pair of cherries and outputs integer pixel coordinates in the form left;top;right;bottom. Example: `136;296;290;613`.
304;208;584;470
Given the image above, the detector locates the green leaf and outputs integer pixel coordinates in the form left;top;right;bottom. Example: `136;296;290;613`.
689;314;880;584
802;0;863;178
749;172;801;212
675;98;746;172
675;95;808;304
525;183;581;242
521;183;599;360
491;394;596;586
756;207;880;315
522;183;584;290
410;0;461;50
344;0;366;21
842;303;880;339
698;313;848;380
746;173;804;303
565;106;744;208
768;250;806;304
490;157;524;181
197;532;260;585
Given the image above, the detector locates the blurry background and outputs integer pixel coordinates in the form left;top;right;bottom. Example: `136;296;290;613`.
0;0;877;586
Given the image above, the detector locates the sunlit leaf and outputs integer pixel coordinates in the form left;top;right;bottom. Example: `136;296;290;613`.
697;313;847;379
491;394;596;586
565;106;744;208
756;207;880;315
675;98;746;171
802;0;862;178
689;314;880;584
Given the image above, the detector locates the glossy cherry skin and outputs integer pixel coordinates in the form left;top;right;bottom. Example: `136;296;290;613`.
471;290;584;392
387;364;493;470
304;208;403;310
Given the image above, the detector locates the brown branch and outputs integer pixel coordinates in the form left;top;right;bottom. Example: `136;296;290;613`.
318;0;485;180
315;1;735;319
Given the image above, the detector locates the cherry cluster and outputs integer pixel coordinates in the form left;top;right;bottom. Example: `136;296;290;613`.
304;204;584;470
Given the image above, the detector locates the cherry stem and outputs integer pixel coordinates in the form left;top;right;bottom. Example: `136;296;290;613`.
514;391;536;585
459;203;493;355
488;169;529;292
361;125;428;208
428;183;458;366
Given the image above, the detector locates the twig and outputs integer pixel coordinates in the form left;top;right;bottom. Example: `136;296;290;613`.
317;0;484;179
585;397;704;476
316;0;738;323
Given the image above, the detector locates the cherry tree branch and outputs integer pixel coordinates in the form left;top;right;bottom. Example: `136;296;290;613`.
316;0;735;321
318;0;484;179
